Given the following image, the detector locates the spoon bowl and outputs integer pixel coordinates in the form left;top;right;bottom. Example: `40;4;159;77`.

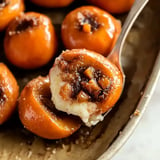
108;0;149;86
103;0;149;117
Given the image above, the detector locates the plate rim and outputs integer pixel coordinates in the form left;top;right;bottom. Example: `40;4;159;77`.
98;51;160;160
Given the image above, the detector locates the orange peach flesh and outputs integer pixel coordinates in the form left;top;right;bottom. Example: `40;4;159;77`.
4;12;57;69
61;6;121;57
0;63;19;124
50;49;123;126
18;76;81;139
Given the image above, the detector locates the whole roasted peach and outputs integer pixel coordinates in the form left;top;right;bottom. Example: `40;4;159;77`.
61;6;121;57
4;12;57;69
49;49;123;126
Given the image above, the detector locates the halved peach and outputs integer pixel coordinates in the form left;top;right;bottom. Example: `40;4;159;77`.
0;63;19;124
49;49;123;126
18;76;81;139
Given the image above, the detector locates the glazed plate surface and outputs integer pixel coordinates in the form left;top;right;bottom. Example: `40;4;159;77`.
0;0;160;160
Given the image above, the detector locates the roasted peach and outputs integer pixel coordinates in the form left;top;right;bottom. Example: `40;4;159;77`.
18;76;81;139
0;63;19;124
0;0;24;31
4;12;57;69
61;6;121;57
49;49;123;126
30;0;74;8
87;0;135;14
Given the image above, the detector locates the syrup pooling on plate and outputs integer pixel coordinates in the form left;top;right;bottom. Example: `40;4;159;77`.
50;49;123;127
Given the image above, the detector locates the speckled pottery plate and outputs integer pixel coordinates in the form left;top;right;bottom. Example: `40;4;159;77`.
0;0;160;160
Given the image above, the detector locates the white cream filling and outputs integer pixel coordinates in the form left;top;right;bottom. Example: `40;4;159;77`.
50;65;104;127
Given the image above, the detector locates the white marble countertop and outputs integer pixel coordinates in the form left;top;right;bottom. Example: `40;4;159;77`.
112;78;160;160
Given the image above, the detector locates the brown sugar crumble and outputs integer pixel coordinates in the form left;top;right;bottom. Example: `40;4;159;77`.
134;109;140;116
0;0;9;8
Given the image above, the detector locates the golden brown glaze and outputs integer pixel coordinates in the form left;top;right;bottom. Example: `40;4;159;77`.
4;12;57;69
61;6;121;57
50;49;123;119
18;76;81;139
0;0;24;31
0;63;19;124
87;0;135;13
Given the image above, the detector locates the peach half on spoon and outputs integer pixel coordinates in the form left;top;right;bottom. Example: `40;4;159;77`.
49;0;149;127
49;49;123;127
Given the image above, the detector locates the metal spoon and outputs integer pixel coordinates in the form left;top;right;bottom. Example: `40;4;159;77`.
108;0;149;87
103;0;149;117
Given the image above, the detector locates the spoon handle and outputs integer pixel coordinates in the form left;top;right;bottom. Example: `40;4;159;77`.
108;0;149;71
